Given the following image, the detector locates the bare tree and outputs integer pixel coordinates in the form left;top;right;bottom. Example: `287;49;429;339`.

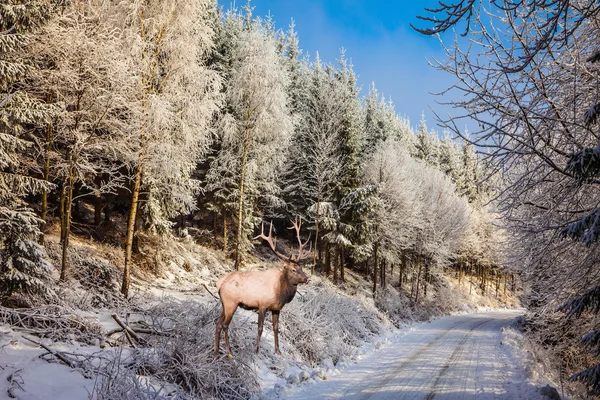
415;1;600;393
32;2;135;281
118;0;221;297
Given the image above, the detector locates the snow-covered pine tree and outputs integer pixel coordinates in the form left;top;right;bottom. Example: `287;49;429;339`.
283;20;306;114
437;131;463;187
277;20;310;219
281;53;344;272
332;50;367;280
412;112;439;166
207;15;292;270
363;82;412;156
0;207;53;301
0;0;57;301
559;46;600;395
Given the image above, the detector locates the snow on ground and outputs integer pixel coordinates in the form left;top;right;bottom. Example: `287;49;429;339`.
258;309;561;400
0;306;557;400
0;326;95;400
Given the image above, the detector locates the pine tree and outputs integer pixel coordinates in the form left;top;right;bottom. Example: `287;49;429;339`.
281;53;344;272
0;207;53;300
0;0;57;302
207;17;292;270
413;112;439;166
333;50;366;274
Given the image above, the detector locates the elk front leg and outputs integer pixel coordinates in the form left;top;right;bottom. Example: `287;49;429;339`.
272;310;281;355
255;307;265;353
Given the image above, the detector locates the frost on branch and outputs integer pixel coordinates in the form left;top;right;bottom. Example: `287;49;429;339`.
565;147;600;183
560;208;600;245
560;285;600;393
584;104;600;127
571;364;600;396
559;285;600;319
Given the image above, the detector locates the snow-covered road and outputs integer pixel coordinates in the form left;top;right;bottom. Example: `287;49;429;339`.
286;310;538;400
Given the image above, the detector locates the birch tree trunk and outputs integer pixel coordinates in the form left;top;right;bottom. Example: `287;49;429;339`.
59;166;74;281
121;157;143;297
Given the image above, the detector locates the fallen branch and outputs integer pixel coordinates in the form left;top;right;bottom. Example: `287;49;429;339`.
111;314;148;346
106;326;172;338
22;336;78;369
202;283;219;300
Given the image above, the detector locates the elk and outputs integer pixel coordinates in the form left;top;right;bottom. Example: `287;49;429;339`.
214;217;311;357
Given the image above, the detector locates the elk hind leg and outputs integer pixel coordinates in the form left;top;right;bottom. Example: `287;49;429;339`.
222;303;238;357
214;309;225;354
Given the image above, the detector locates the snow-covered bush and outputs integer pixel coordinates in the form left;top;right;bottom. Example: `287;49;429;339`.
374;285;434;326
281;278;387;365
93;348;177;400
43;239;127;311
96;298;260;399
0;305;102;344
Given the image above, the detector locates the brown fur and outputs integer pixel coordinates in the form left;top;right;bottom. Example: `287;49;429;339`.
214;263;309;356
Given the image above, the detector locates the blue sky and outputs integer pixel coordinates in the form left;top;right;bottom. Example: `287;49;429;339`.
218;0;466;133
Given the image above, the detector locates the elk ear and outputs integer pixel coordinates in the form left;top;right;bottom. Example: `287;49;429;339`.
280;261;293;270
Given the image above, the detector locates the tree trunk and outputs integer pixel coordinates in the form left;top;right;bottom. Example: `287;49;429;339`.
94;191;103;226
481;264;486;294
318;242;323;271
340;245;345;282
415;262;422;303
496;273;500;298
234;107;252;271
40;92;53;244
323;243;329;276
424;261;429;298
104;204;111;224
122;158;143;298
60;167;74;281
213;211;217;240
333;244;339;284
469;260;473;295
223;212;228;252
59;183;66;244
399;252;406;289
313;203;320;275
365;257;369;278
381;259;386;288
372;244;378;293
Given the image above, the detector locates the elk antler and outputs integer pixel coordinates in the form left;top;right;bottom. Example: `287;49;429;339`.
254;217;312;263
287;217;312;262
254;221;289;261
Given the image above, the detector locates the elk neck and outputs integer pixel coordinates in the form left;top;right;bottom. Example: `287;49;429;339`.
275;268;298;308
